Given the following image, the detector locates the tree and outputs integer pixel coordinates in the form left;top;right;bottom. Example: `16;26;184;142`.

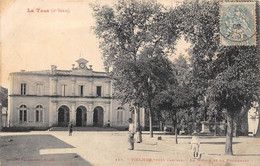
91;0;179;137
207;101;225;136
113;56;174;138
208;47;259;155
154;55;196;143
177;0;260;155
0;86;8;107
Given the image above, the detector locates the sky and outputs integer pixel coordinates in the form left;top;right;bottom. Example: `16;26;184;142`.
0;0;190;88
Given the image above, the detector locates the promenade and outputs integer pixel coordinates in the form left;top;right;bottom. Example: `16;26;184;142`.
0;131;259;166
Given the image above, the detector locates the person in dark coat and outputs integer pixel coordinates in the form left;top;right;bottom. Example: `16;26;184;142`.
68;123;73;136
136;123;142;143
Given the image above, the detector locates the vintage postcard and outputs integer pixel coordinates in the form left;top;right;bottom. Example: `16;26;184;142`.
0;0;259;166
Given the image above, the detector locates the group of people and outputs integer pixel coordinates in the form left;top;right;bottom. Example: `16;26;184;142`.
68;118;200;159
128;118;200;159
128;118;142;150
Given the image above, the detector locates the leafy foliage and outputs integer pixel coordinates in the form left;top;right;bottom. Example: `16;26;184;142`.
91;0;180;137
177;0;259;154
153;55;197;142
91;0;179;67
0;86;8;107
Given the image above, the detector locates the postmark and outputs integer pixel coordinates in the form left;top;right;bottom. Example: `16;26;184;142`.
220;2;256;46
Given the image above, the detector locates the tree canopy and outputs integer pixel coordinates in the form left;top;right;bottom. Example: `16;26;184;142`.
176;0;260;155
92;0;260;154
91;0;180;137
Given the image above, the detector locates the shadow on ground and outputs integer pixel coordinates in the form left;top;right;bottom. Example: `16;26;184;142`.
0;135;92;166
208;153;260;156
233;154;260;156
134;149;161;152
169;136;226;139
200;142;240;145
144;135;226;139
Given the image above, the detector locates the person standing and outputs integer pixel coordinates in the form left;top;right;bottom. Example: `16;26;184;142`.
136;123;142;143
107;120;111;127
68;122;73;136
128;118;135;150
190;131;200;159
164;125;167;135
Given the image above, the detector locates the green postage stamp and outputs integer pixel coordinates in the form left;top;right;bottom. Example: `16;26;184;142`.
220;2;257;46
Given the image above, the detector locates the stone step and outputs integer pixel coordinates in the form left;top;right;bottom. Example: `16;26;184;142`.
48;127;118;131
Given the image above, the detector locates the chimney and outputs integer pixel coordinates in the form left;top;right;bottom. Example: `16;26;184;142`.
51;65;57;75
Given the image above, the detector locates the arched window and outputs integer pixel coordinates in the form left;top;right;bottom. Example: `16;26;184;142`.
19;105;27;122
35;105;43;122
117;107;124;123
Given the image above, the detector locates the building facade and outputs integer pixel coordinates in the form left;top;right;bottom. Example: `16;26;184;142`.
8;58;145;128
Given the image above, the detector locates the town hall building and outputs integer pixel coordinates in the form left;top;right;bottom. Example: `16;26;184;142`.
8;58;145;129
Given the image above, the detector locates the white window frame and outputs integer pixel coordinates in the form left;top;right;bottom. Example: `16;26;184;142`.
21;83;27;95
116;107;124;124
19;105;28;122
35;105;44;122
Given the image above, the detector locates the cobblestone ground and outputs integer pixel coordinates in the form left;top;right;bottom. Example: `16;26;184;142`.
0;131;260;166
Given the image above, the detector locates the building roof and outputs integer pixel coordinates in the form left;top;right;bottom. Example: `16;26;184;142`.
10;58;109;78
10;69;109;77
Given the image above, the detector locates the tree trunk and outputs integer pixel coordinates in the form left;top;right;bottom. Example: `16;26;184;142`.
225;114;233;155
149;108;153;138
171;113;175;135
175;123;178;144
136;107;140;128
175;112;178;144
256;119;260;137
233;121;237;137
256;107;260;137
234;120;240;137
214;114;217;136
175;127;178;144
136;107;142;142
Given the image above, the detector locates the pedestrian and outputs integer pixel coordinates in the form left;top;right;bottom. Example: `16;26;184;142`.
190;131;200;159
164;125;167;135
107;120;111;127
136;123;142;143
68;122;73;136
128;118;135;150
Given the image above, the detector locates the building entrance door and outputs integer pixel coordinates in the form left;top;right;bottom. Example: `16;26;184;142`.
58;105;70;127
75;106;87;127
93;106;104;127
76;108;82;127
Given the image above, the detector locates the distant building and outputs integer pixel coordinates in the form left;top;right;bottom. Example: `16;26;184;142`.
8;58;145;128
1;107;8;127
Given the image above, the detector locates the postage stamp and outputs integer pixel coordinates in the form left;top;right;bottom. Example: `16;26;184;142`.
220;2;256;46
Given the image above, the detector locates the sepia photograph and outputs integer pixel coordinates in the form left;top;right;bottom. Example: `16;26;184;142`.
0;0;259;165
